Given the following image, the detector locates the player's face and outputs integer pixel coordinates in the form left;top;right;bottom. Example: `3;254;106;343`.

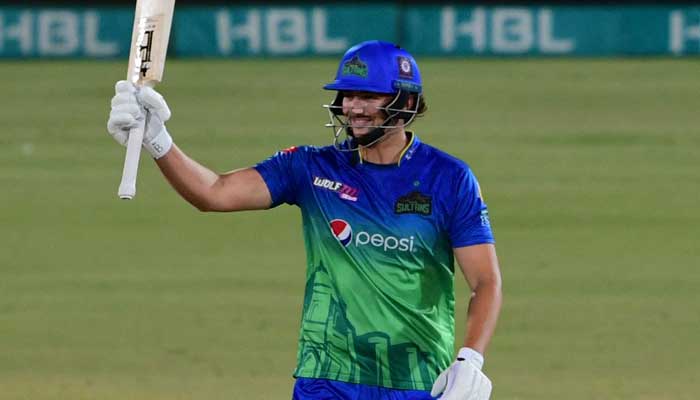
342;91;393;137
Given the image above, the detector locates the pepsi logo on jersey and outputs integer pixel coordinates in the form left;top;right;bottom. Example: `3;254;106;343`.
330;219;353;246
329;219;415;253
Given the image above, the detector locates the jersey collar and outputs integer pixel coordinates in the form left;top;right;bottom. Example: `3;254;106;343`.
347;132;421;167
397;131;420;166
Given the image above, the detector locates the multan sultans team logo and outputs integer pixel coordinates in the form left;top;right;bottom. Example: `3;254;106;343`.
342;55;368;78
395;191;432;216
330;219;353;247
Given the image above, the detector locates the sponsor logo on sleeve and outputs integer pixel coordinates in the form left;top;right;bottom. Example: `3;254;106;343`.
480;209;491;227
394;191;432;216
275;146;298;156
313;177;359;202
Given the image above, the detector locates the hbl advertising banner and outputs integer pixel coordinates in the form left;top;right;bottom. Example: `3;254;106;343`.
0;5;698;58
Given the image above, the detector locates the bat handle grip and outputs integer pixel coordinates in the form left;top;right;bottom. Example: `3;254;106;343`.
117;116;146;200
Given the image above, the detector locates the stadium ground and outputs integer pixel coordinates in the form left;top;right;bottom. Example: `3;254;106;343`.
1;58;698;399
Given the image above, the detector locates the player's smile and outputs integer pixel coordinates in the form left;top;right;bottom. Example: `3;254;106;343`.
342;91;393;136
348;115;377;133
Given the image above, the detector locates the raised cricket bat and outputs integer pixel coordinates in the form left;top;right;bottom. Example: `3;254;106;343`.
118;0;175;200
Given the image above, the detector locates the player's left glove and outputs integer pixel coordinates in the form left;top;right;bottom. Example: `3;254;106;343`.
430;347;492;400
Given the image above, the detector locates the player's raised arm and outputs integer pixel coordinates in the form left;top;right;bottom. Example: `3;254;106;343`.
156;146;272;211
107;81;272;212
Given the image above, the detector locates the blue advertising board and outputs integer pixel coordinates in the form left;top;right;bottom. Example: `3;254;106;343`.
0;5;698;58
175;5;398;57
404;6;700;56
0;7;132;58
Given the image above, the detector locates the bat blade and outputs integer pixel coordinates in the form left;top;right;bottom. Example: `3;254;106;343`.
127;0;175;86
118;0;175;200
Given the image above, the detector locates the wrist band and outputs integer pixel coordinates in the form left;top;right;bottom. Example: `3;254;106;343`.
146;127;173;159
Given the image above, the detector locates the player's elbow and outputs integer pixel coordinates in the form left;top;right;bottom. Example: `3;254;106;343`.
187;186;232;212
191;196;239;212
472;272;502;298
188;196;219;212
194;202;213;212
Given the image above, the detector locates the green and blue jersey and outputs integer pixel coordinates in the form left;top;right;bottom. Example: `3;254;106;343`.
254;133;494;391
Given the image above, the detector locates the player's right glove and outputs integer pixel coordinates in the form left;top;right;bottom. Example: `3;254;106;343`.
107;80;173;159
430;347;492;400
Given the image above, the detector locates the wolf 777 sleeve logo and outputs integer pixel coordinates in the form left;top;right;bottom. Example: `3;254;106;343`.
313;177;359;202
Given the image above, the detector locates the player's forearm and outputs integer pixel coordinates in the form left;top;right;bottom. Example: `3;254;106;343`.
155;144;223;211
462;277;502;355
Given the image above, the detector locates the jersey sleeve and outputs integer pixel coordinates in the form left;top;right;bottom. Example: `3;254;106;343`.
447;166;495;248
253;146;305;208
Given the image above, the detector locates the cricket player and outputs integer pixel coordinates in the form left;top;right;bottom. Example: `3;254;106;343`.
107;40;502;400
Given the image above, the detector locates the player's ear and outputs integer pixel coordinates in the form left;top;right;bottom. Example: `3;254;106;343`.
406;95;415;110
408;94;427;116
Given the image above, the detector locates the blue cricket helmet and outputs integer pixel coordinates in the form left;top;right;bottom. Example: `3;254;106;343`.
324;40;422;95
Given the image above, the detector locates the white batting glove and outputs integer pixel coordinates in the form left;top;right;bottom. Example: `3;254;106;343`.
108;80;142;146
107;80;173;159
431;348;492;400
136;85;173;159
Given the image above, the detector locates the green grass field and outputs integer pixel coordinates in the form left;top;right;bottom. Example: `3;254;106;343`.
1;58;698;400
